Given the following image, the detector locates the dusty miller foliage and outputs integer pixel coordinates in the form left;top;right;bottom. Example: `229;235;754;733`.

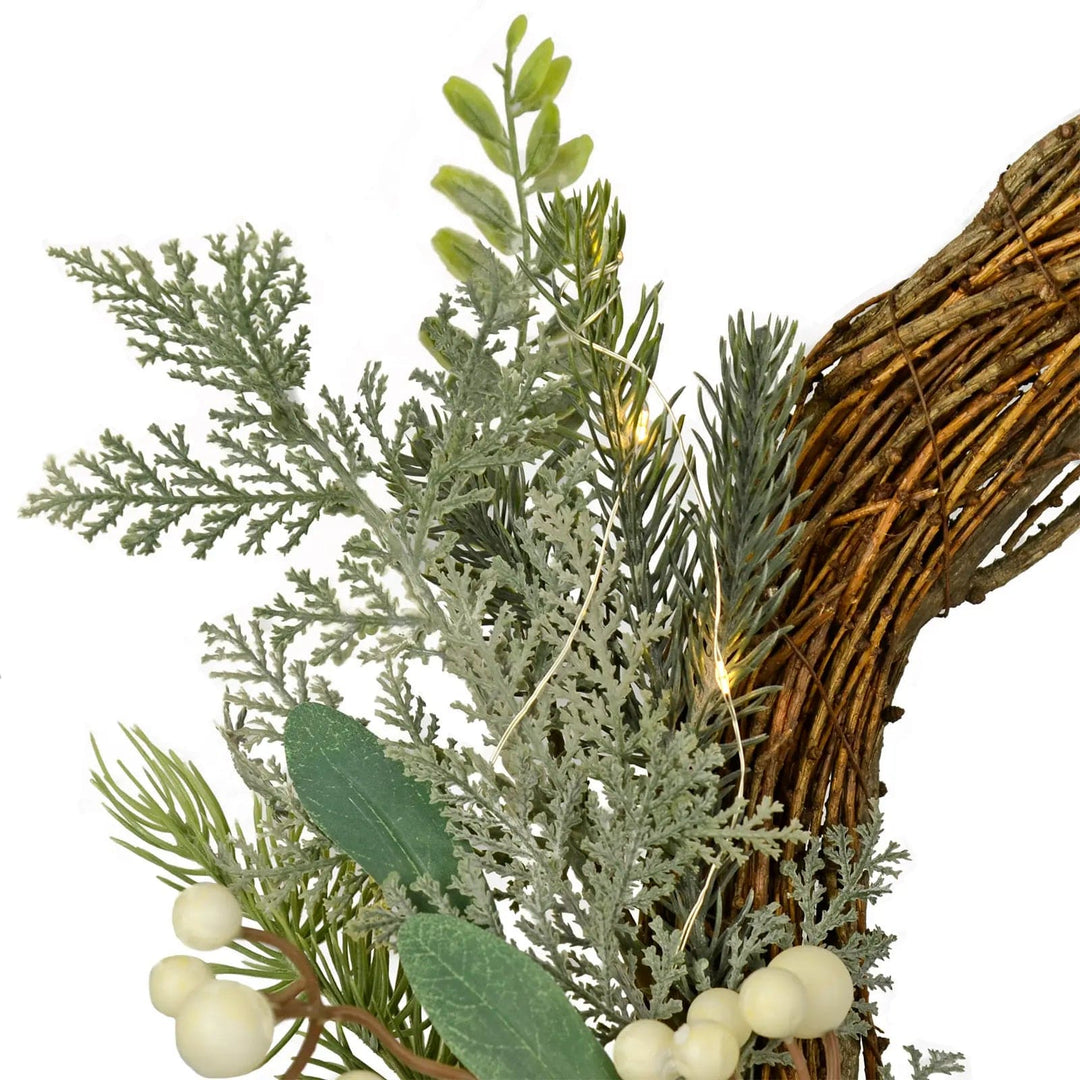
23;14;960;1077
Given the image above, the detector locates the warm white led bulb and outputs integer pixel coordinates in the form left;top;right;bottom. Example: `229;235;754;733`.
671;1020;740;1080
174;979;276;1077
149;954;215;1017
611;1018;676;1080
738;966;808;1040
686;987;751;1046
172;883;243;950
768;944;854;1038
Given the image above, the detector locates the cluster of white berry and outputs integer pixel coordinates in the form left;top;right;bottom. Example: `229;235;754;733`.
610;945;854;1080
150;883;385;1079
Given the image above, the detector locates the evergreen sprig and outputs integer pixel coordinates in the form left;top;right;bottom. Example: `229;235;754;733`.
697;313;809;697
21;11;953;1079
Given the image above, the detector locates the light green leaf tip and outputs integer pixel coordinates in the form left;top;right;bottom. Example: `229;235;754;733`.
531;134;594;193
505;14;527;55
513;37;554;104
525;102;560;179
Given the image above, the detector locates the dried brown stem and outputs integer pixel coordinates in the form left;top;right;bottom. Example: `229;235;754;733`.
823;1032;842;1080
240;926;475;1080
784;1039;813;1080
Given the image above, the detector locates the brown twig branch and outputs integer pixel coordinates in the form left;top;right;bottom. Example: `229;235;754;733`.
823;1032;842;1080
784;1039;813;1080
240;926;476;1080
967;493;1080;602
731;115;1080;1080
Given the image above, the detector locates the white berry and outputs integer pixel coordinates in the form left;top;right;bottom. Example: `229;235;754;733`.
149;955;215;1017
768;944;854;1038
172;883;243;950
687;987;751;1046
174;979;276;1077
738;966;808;1039
671;1020;740;1080
612;1018;676;1080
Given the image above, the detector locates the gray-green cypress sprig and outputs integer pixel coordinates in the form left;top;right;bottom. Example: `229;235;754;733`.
896;1047;967;1079
22;229;372;558
361;462;806;1034
708;804;963;1076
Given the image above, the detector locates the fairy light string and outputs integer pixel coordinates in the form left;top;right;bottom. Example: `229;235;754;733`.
486;240;747;951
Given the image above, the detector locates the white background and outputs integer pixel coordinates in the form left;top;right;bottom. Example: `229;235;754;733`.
3;2;1078;1077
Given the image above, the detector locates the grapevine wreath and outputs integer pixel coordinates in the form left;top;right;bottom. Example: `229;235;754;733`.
21;13;1079;1080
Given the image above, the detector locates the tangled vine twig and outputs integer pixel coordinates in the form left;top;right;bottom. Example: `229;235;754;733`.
733;115;1080;1080
241;927;476;1080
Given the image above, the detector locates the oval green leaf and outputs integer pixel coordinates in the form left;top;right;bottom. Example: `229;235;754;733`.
505;14;527;55
518;55;571;113
479;136;512;175
432;227;490;282
431;165;521;254
512;37;553;105
397;914;620;1080
531;134;594;193
284;703;462;910
443;77;506;146
525;102;560;179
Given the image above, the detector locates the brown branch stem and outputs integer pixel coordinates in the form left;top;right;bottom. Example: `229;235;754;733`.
240;925;476;1080
823;1031;842;1080
785;1039;813;1080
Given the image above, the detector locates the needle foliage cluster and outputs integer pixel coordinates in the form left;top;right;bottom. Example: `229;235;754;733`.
23;13;961;1079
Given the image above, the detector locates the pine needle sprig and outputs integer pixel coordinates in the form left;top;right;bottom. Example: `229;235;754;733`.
695;313;809;696
528;183;701;699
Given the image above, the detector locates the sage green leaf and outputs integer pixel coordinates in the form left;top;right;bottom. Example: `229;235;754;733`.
512;37;553;105
518;56;571;112
530;134;594;193
284;703;462;909
505;14;527;55
431;166;521;255
479;136;512;175
525;102;560;179
397;914;620;1080
443;77;506;146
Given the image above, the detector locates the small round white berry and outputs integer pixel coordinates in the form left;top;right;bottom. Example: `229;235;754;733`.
611;1018;676;1080
686;987;751;1046
671;1020;740;1080
172;883;243;950
149;954;215;1017
174;979;276;1077
768;944;854;1038
738;966;808;1040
